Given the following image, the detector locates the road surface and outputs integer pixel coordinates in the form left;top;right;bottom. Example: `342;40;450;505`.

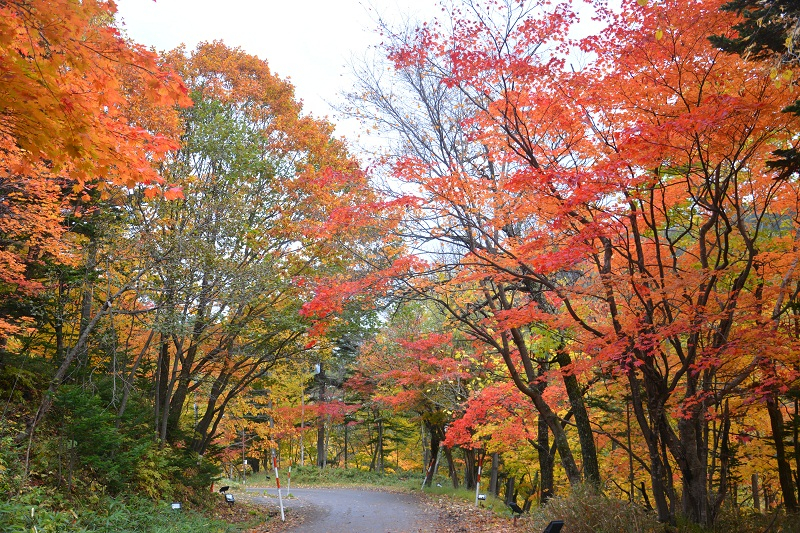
246;486;438;533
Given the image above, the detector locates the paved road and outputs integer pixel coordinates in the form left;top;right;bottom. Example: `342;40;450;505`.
245;486;437;533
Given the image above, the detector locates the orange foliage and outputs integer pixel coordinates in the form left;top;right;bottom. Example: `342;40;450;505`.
0;0;188;336
0;0;188;185
331;0;800;522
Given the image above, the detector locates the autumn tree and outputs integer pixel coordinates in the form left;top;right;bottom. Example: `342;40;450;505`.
712;0;800;180
558;1;799;523
346;303;475;485
0;0;186;340
318;0;800;526
123;42;380;455
0;0;186;181
342;0;600;492
0;1;189;448
712;0;800;513
445;380;548;504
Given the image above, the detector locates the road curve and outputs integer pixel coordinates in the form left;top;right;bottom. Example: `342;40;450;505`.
246;486;438;533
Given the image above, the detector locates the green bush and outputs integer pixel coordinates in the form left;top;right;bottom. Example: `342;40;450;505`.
0;489;239;533
51;386;145;494
130;445;176;501
166;447;221;507
0;432;25;497
46;385;220;501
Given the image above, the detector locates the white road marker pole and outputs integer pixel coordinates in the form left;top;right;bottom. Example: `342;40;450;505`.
475;453;484;507
273;451;285;521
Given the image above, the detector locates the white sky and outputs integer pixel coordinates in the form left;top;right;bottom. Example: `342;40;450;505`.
115;0;442;144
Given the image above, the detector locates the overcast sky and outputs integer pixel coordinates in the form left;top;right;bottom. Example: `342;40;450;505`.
115;0;442;144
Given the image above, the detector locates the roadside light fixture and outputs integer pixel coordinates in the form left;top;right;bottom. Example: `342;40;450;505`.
225;493;235;507
171;502;182;511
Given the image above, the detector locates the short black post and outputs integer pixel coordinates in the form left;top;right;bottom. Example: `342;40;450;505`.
542;520;564;533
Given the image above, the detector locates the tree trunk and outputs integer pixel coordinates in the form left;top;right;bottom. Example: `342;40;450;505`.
709;401;732;524
538;414;555;503
676;415;710;526
316;363;326;468
77;240;97;369
53;279;65;365
422;422;429;471
156;338;171;443
370;417;384;472
555;345;600;487
752;473;761;511
344;423;349;469
489;452;500;496
191;374;228;453
795;397;800;507
463;448;476;490
116;329;154;423
766;395;799;512
626;370;674;523
423;421;444;487
505;476;515;505
502;326;583;486
444;446;459;488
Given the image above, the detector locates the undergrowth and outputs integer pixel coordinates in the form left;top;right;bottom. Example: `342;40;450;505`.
524;485;800;533
0;489;246;533
240;464;429;491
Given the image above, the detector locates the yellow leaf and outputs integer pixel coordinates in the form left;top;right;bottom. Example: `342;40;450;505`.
655;29;664;41
637;0;648;5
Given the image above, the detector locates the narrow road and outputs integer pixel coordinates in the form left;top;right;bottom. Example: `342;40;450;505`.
246;486;438;533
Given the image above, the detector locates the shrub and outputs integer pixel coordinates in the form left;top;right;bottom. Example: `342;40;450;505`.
525;486;800;533
0;488;238;533
525;485;659;533
0;432;25;497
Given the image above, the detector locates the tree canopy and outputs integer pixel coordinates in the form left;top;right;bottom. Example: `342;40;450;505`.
2;1;800;530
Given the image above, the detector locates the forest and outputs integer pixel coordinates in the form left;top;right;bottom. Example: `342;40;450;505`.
1;0;799;531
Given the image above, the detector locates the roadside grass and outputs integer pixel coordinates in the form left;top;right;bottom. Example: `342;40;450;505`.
0;489;260;533
522;485;800;533
523;485;660;533
235;465;426;491
422;483;510;514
